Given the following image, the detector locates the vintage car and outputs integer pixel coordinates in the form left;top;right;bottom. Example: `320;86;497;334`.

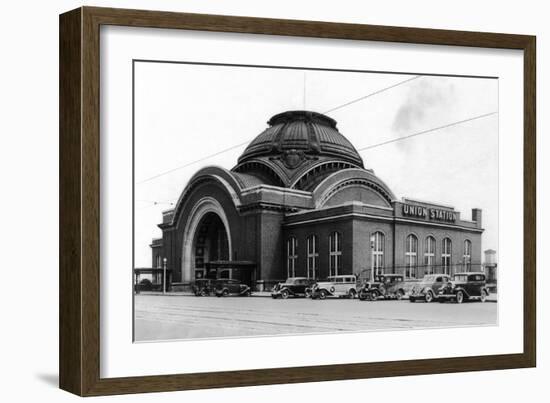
358;274;406;301
191;278;214;296
437;272;490;303
271;277;315;299
214;279;251;297
309;275;358;300
409;274;452;303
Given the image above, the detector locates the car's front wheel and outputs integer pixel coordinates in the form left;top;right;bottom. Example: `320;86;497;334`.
348;289;357;299
319;290;328;300
222;289;229;297
280;289;289;299
425;291;434;303
480;289;488;303
456;290;464;304
396;290;405;300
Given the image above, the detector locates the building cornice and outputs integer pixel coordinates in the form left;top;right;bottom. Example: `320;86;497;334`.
283;212;483;233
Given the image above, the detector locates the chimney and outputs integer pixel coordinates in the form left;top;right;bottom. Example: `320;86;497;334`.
472;208;482;227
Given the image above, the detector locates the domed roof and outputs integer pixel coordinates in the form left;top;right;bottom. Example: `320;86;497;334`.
238;111;364;168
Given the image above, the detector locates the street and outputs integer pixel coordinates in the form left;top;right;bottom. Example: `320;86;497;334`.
134;294;498;341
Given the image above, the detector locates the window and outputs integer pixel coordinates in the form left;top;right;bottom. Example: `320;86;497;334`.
287;237;298;278
442;238;452;275
463;240;472;271
405;234;418;278
424;236;436;275
155;255;161;268
329;232;342;276
306;235;319;279
372;231;385;276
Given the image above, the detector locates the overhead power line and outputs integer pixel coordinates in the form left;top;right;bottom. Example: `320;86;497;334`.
136;140;251;184
323;75;421;114
356;111;498;152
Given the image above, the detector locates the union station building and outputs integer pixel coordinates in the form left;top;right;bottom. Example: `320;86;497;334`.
150;110;483;290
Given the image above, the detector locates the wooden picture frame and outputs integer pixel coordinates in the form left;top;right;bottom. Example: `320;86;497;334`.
59;6;536;396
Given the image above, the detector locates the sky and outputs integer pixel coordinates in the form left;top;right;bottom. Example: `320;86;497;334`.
134;61;498;268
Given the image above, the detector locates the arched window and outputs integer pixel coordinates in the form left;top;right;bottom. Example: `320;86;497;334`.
405;234;418;278
286;237;298;278
424;236;436;275
329;232;342;277
306;235;319;279
372;232;385;276
442;238;452;275
463;240;472;271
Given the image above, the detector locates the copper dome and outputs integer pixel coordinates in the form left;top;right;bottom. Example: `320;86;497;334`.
237;111;364;168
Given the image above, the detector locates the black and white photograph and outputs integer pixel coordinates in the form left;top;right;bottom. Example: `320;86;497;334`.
2;0;544;400
132;61;499;342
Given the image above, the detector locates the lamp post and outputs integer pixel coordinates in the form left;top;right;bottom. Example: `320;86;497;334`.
163;257;167;294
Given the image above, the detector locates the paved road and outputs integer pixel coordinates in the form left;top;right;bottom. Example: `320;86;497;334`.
134;295;497;341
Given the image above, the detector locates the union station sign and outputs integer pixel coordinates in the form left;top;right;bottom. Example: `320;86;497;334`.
402;203;457;223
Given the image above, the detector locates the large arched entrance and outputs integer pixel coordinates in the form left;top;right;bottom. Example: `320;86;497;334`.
181;197;233;283
192;212;230;279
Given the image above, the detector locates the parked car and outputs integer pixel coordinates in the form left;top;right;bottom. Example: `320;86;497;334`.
191;278;214;296
272;277;315;299
409;274;451;303
309;275;358;300
358;274;406;301
214;279;251;297
437;272;489;303
135;278;153;293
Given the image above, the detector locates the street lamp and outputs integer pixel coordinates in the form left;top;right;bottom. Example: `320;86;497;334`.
163;257;168;294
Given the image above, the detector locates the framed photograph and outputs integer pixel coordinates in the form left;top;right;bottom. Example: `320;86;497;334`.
59;6;536;396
